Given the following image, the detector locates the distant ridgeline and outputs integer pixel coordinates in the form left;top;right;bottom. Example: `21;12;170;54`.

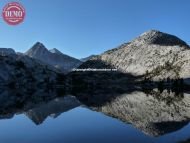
0;48;16;56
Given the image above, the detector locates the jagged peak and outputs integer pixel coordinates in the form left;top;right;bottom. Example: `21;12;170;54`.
25;42;49;56
31;42;47;50
133;30;189;47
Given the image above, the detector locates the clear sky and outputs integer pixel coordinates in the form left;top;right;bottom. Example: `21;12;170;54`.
0;0;190;59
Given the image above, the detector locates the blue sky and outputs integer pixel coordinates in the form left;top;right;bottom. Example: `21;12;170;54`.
0;0;190;59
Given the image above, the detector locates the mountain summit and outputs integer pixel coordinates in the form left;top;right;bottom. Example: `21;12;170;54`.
132;30;189;47
25;42;49;58
25;42;82;73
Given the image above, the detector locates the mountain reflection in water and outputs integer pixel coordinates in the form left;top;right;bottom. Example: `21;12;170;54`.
0;87;190;143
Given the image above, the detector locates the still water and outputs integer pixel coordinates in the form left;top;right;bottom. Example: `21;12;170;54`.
0;90;190;143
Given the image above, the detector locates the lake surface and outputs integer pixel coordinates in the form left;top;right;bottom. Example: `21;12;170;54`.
0;107;190;143
0;90;190;143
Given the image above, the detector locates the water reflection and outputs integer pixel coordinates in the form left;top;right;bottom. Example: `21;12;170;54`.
87;90;190;137
0;88;58;117
66;71;190;137
0;88;80;124
25;96;80;125
0;86;190;142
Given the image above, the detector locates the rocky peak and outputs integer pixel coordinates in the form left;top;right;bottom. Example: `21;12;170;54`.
25;42;82;73
31;42;47;51
25;42;49;57
133;30;189;47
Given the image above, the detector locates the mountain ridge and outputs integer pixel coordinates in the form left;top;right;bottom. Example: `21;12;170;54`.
78;30;190;85
25;42;82;73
